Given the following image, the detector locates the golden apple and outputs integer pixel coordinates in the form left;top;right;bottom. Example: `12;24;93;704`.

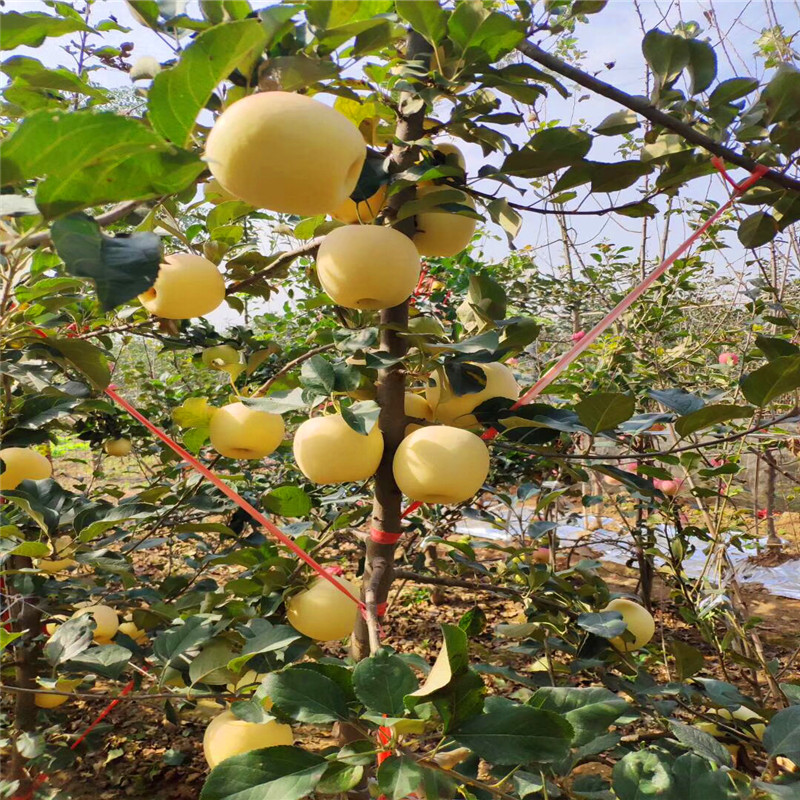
286;575;359;641
426;362;520;428
209;402;284;460
603;598;655;651
72;604;119;642
429;142;466;171
331;184;388;224
0;447;52;491
316;225;420;310
37;535;77;574
104;438;132;457
413;185;477;257
393;426;490;505
34;678;82;709
205;91;365;216
117;621;149;644
293;414;383;484
201;345;240;369
203;709;293;769
404;392;433;436
138;253;226;319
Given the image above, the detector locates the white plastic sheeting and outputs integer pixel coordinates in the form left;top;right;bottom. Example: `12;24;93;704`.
455;510;800;601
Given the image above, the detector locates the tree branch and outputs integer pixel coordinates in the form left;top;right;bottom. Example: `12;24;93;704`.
516;39;800;194
225;238;322;295
252;343;335;397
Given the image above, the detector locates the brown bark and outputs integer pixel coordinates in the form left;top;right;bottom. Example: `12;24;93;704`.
351;30;431;660
8;555;42;789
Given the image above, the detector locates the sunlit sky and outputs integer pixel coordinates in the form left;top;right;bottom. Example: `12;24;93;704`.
7;0;793;329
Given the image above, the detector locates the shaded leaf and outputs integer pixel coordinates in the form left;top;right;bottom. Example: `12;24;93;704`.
763;705;800;765
612;749;675;800
575;392;635;434
674;404;753;437
353;648;419;716
377;756;423;800
740;355;800;406
503;127;592;178
264;668;348;723
686;39;717;94
738;211;779;248
670;721;732;767
0;11;90;49
52;212;162;311
263;486;312;519
395;0;447;45
576;611;627;638
340;400;380;435
642;28;689;87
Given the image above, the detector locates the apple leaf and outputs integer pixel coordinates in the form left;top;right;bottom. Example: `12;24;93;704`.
0;10;90;50
740;355;800;406
340;400;380;435
575;392;635;434
674;404;753;437
149;19;268;146
51;213;162;311
1;110;203;218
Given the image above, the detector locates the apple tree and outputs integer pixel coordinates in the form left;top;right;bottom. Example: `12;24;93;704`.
1;1;799;799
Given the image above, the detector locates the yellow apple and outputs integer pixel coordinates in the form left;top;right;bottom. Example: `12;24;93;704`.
404;392;433;435
209;402;285;460
201;345;240;369
34;678;82;709
138;253;226;319
393;426;490;505
293;414;384;484
603;598;655;651
44;615;67;636
413;185;477;257
129;55;161;81
72;604;119;642
203;709;293;769
117;621;149;644
104;438;132;457
205;91;365;216
426;362;520;428
316;225;420;310
286;575;359;641
331;184;388;224
37;535;77;574
0;447;52;490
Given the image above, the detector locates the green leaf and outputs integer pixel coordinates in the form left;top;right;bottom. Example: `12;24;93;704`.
612;749;675;800
763;705;800;765
316;761;364;795
149;19;267;146
153;616;215;668
0;11;90;49
486;197;522;241
740;354;800;406
575;392;635;434
51;213;162;311
44;615;94;665
709;77;759;106
377;757;424;800
529;687;628;747
686;39;717;94
0;628;24;653
594;109;640;135
395;0;447;45
670;640;705;680
576;611;627;638
263;486;312;519
259;55;339;92
458;605;487;637
10;541;50;558
228;623;302;674
446;2;524;63
190;641;236;686
737;211;779;248
244;389;307;414
1;56;107;99
671;753;738;800
649;388;704;415
674;404;753;437
353;648;419;716
200;746;327;800
588;160;653;193
502;126;592;178
573;0;608;13
642;28;690;87
68;644;132;680
670;722;732;768
1;110;203;218
762;66;800;124
33;337;110;389
340;400;380;436
300;355;336;395
453;698;573;765
264;668;348;723
755;335;800;361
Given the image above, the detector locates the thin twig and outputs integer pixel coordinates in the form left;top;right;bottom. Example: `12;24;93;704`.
226;239;322;295
252;343;335;397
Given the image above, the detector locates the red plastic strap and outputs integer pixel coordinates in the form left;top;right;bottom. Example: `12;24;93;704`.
370;528;403;544
70;677;135;750
401;162;768;520
359;602;388;619
104;386;365;610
